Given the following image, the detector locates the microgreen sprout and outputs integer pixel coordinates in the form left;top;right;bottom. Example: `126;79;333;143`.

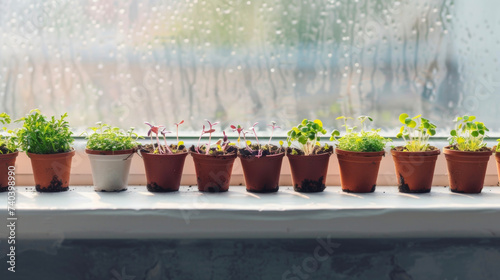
286;119;329;156
204;120;219;155
331;116;390;152
174;120;184;143
268;121;280;146
230;124;244;147
249;122;260;146
160;128;173;154
448;115;489;152
145;122;164;153
396;113;436;152
241;130;253;152
194;120;231;155
236;121;284;158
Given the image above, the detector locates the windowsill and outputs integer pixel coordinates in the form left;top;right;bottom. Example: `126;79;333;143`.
3;186;500;240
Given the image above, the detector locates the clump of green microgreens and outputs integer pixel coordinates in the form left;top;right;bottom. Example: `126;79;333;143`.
85;122;139;152
144;121;185;154
331;116;390;152
15;109;74;154
395;113;437;152
0;113;17;154
286;119;332;156
233;121;283;157
448;115;489;152
194;120;235;155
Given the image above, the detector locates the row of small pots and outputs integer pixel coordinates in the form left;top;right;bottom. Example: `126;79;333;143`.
0;146;496;194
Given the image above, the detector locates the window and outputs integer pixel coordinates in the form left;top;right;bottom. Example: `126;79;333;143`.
1;0;499;134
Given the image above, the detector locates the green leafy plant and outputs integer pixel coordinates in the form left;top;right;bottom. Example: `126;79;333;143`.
84;122;139;152
396;113;436;152
15;109;74;154
331;116;390;152
0;113;17;154
286;119;333;155
448;115;488;152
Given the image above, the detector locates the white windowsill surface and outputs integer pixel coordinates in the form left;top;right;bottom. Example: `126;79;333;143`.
2;186;500;240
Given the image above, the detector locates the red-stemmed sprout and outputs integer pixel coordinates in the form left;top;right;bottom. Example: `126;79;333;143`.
268;121;280;146
248;122;263;157
160;128;173;154
196;125;206;153
145;122;164;153
204;120;219;155
230;124;244;147
174;120;184;143
241;130;253;152
221;131;229;151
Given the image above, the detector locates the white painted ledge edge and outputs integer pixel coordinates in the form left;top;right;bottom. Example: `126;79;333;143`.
2;186;500;240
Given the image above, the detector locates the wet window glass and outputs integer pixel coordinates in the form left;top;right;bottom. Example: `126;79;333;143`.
0;0;498;134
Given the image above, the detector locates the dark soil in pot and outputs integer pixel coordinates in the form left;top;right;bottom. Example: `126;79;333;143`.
0;151;18;192
443;146;492;193
239;145;285;193
29;150;75;192
391;146;440;193
286;146;333;192
140;144;188;192
190;146;237;192
336;148;385;193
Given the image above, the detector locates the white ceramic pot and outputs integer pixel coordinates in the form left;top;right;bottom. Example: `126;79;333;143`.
85;149;135;192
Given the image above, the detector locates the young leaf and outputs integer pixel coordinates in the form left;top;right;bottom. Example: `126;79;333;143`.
399;113;409;124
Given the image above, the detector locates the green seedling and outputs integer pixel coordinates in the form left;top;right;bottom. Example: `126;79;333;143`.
396;113;436;152
286;119;330;155
84;122;140;152
448;115;488;152
15;109;74;154
331;116;390;152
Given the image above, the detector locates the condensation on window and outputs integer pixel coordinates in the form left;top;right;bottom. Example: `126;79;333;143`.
0;0;498;134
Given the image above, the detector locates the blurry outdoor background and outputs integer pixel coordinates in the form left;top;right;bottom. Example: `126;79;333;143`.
0;0;499;135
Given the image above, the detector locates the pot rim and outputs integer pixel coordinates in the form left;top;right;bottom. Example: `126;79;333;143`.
0;151;19;159
190;151;237;159
335;148;385;157
85;148;136;155
141;150;188;157
443;146;492;155
238;152;285;159
286;152;332;158
391;148;440;157
28;149;76;158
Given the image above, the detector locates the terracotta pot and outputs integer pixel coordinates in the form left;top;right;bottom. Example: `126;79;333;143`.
336;148;385;193
86;149;135;192
29;150;75;192
191;152;237;192
391;149;440;193
443;146;492;193
0;151;18;192
141;151;188;192
287;153;331;192
495;150;500;185
239;153;284;193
